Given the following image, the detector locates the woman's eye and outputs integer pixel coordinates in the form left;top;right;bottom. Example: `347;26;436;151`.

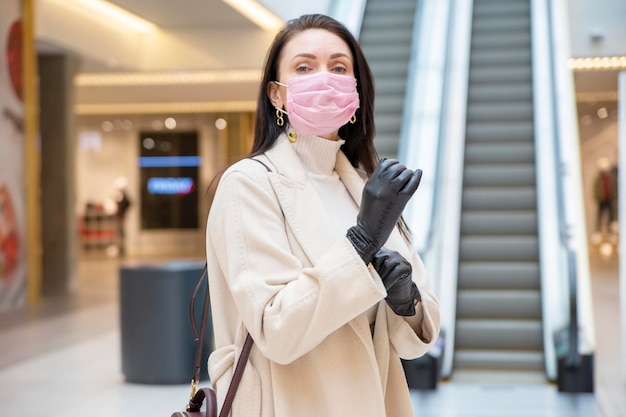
296;65;310;73
332;66;347;73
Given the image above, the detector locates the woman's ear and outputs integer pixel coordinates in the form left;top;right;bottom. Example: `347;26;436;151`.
267;81;284;110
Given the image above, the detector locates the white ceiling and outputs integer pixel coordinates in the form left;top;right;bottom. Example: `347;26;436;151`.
33;0;621;115
106;0;256;30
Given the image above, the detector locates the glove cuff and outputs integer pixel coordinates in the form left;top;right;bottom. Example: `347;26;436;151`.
411;282;422;303
346;226;378;264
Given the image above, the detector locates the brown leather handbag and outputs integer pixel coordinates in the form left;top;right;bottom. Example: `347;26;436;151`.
171;264;253;417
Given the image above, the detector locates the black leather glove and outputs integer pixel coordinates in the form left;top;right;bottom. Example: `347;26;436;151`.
346;159;422;264
371;247;422;317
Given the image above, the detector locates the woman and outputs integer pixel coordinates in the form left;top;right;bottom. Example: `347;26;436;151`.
206;14;440;417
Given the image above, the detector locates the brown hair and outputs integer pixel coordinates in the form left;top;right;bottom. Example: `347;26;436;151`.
250;14;378;175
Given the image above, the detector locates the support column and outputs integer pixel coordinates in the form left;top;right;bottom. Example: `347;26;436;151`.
23;0;41;306
38;54;80;297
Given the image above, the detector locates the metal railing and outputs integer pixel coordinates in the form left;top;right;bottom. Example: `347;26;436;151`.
328;0;367;37
402;0;474;378
532;0;594;380
548;0;595;370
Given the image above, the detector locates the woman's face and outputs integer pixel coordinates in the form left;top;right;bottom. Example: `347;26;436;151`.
268;28;355;140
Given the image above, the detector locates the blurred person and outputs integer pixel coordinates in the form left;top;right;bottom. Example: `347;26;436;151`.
114;177;131;256
205;14;440;417
593;157;617;234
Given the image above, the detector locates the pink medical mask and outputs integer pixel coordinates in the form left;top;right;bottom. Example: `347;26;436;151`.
274;71;360;137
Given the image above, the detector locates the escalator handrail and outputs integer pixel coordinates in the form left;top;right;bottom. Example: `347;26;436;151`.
546;0;579;367
417;0;474;379
547;0;593;366
328;0;367;37
397;0;451;257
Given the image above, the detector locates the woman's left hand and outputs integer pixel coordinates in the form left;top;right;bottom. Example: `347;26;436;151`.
371;247;422;316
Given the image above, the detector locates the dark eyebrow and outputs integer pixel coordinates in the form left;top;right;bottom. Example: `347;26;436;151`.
330;53;351;61
290;53;316;62
290;52;352;62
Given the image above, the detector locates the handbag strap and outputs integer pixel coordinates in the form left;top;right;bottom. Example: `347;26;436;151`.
219;333;253;417
187;266;254;416
186;157;270;413
188;264;209;396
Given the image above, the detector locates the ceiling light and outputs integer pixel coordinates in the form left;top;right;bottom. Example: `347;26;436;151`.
63;0;157;33
222;0;283;31
101;121;113;132
75;69;261;87
576;91;618;102
569;56;626;71
164;117;177;129
215;118;228;130
599;242;613;258
76;101;257;115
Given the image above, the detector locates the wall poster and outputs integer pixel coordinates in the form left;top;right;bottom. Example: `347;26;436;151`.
0;0;26;310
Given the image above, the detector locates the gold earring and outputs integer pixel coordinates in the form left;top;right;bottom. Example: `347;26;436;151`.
288;131;297;143
276;109;284;127
350;114;357;124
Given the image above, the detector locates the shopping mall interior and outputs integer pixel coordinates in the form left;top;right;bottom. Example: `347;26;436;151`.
0;0;625;416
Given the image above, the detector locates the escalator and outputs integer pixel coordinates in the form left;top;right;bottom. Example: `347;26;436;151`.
356;0;597;389
453;0;544;381
358;0;418;159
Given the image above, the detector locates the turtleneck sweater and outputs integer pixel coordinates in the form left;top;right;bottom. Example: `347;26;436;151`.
291;134;358;234
291;134;378;324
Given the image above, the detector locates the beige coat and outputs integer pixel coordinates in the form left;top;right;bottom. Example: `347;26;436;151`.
206;133;440;417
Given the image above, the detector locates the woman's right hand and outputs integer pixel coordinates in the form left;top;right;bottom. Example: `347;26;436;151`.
346;159;422;264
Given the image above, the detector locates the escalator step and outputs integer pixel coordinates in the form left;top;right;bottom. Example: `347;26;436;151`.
459;235;538;262
470;49;532;66
468;84;532;103
465;142;535;163
365;0;416;13
367;61;409;78
463;164;535;186
454;349;544;371
461;210;537;234
462;186;536;210
361;13;415;28
473;1;530;18
456;319;543;350
458;261;541;290
469;65;532;84
360;29;413;45
466;121;534;142
472;32;531;49
472;16;530;33
457;289;542;319
466;102;533;123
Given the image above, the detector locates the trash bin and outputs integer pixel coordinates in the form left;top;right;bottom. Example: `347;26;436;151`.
120;260;213;384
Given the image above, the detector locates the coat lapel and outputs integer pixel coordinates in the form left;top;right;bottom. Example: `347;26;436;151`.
263;134;342;265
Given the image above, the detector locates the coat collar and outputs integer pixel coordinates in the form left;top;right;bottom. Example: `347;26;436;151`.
263;133;366;265
262;133;410;263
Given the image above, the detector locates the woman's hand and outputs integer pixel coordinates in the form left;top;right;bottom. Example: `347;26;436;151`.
371;247;422;316
346;159;422;264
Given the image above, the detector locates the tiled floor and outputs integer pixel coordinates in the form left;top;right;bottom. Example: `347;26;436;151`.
0;253;622;416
